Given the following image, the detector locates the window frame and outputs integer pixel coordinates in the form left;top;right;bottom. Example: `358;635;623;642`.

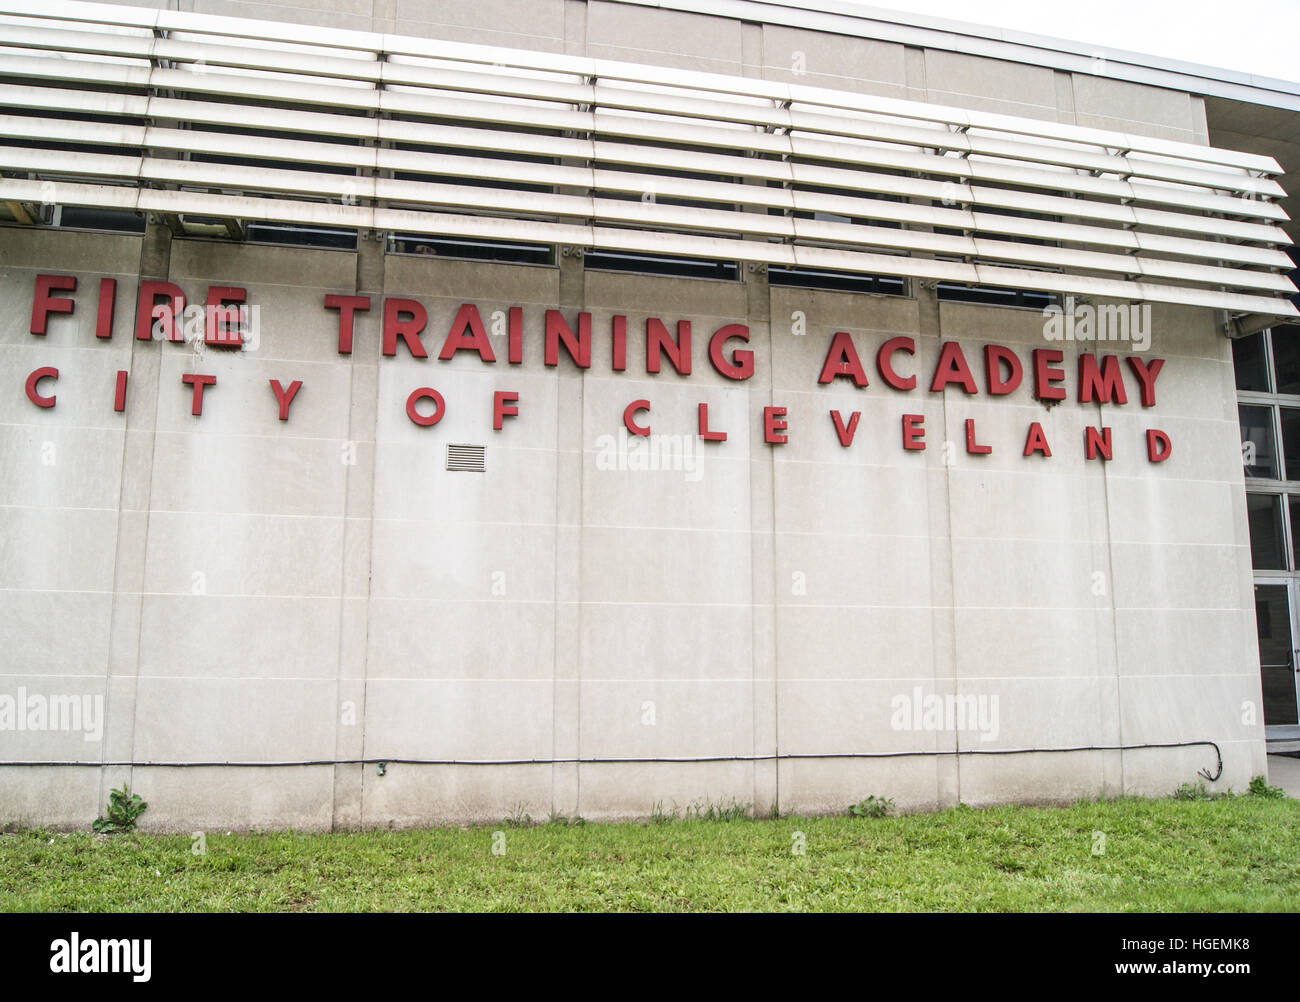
1239;327;1300;574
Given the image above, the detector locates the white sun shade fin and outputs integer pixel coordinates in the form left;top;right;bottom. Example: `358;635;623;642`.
0;1;1294;316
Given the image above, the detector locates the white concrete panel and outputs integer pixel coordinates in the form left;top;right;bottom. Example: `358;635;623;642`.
362;678;553;759
360;763;553;826
0;592;114;678
577;760;754;818
760;25;909;98
0;504;119;593
366;598;556;680
579;678;753;757
131;677;339;760
580;603;753;681
137;594;343;679
140;510;345;598
586;0;743;75
776;757;948;816
0;673;109;760
134;764;337;832
0;766;103;828
776;605;937;680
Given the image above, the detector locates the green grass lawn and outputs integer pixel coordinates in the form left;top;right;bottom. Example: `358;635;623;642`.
2;793;1297;912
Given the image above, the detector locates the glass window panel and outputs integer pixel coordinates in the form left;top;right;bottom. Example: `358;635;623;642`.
58;206;146;234
1283;408;1300;480
582;250;740;281
1232;331;1269;392
1290;497;1300;572
1247;493;1286;570
1272;325;1300;395
1240;404;1279;479
1253;583;1299;726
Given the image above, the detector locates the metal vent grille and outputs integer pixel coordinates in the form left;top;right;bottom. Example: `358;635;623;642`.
446;443;486;473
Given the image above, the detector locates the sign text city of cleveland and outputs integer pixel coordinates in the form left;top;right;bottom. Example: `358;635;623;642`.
22;274;1171;462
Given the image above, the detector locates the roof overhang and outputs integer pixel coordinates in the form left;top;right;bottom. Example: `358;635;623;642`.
0;0;1295;318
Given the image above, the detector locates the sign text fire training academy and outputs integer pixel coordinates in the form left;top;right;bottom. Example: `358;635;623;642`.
24;275;1171;462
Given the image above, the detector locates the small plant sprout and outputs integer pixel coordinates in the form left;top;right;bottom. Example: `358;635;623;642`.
848;795;895;819
93;786;148;833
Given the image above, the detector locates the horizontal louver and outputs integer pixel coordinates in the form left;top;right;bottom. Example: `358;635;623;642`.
0;0;1294;316
446;444;486;473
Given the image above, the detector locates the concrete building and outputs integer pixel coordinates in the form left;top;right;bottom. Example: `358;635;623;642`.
1;0;1298;831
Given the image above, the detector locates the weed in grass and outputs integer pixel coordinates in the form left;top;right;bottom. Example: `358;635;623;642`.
849;795;895;819
682;798;750;822
1249;776;1287;799
649;798;749;823
547;811;586;827
502;805;533;828
1174;781;1231;801
92;786;147;834
1174;781;1206;801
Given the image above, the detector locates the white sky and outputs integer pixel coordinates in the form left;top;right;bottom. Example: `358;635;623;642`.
799;0;1300;83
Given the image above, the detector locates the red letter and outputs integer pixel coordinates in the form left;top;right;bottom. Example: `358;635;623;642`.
764;406;788;444
493;391;519;430
964;418;991;454
698;403;726;442
1126;356;1165;408
135;281;185;341
96;278;116;339
325;294;370;355
205;286;246;347
1147;429;1172;462
1078;354;1127;405
831;410;860;447
1023;422;1051;457
439;303;495;362
1032;348;1067;401
902;414;926;450
383;298;428;358
877;336;916;390
30;274;76;335
818;331;868;387
508;306;523;364
624;399;650;437
25;366;57;407
182;373;216;416
406;387;445;427
545;310;591;368
646;319;691;375
114;370;128;413
1084;426;1113;461
984;344;1022;396
611;314;626;371
269;379;302;421
709;324;753;380
930;342;978;394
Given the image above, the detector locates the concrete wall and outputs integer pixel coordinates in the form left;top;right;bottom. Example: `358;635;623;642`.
94;0;1210;143
0;222;1267;830
0;0;1264;828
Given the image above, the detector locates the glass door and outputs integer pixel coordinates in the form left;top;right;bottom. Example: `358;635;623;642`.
1253;580;1300;727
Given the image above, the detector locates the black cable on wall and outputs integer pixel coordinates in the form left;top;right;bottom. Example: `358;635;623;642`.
0;740;1225;782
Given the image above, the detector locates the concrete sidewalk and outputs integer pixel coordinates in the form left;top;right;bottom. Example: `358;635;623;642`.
1266;755;1300;797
